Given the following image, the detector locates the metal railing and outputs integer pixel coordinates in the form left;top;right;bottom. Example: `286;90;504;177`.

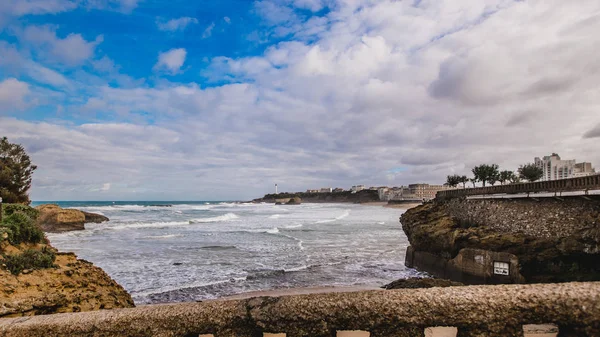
436;174;600;200
1;282;599;336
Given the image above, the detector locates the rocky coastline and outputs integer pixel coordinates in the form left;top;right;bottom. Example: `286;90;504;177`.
1;204;133;318
400;196;600;284
254;189;381;204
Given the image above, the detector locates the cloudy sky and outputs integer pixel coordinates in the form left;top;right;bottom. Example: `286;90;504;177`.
0;0;599;201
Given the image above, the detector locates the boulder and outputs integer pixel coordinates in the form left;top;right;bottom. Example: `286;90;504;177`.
287;196;302;205
35;205;86;233
35;205;109;233
82;211;109;224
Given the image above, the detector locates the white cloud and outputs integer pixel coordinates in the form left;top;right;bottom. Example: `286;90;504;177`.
21;25;103;66
223;16;231;24
0;0;77;16
100;183;111;191
157;17;198;32
3;0;600;201
202;22;215;39
154;48;187;74
0;78;31;110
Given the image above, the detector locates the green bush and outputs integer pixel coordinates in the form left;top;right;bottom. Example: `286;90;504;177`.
2;204;39;221
0;227;12;244
2;247;56;275
0;211;45;245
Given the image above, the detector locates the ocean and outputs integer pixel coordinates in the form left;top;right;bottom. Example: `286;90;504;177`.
34;201;418;304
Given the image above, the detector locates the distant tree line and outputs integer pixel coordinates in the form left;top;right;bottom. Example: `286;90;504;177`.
446;163;543;188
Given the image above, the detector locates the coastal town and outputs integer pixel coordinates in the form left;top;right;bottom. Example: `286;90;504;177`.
286;153;598;202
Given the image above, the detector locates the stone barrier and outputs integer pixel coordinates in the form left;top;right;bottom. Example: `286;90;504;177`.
1;283;599;337
436;174;600;200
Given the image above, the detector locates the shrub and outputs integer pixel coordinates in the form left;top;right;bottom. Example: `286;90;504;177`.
0;227;12;245
2;204;39;221
0;211;45;245
2;247;56;275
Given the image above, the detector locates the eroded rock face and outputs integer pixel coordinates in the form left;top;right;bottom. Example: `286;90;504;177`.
82;211;109;224
0;249;134;318
35;204;108;233
401;198;600;283
382;277;463;289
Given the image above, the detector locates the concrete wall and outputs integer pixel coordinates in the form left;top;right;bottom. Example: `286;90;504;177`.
1;283;600;337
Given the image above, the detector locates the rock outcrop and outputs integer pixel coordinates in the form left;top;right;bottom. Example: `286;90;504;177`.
35;204;108;233
255;189;380;204
82;211;109;224
382;277;463;289
0;248;134;318
1;203;133;317
286;196;302;205
401;197;600;284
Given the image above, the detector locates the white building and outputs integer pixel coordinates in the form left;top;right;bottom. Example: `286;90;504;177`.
534;154;596;181
319;187;333;193
351;185;366;193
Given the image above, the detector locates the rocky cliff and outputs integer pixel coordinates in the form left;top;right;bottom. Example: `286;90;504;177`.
401;197;600;284
1;204;134;317
35;204;109;233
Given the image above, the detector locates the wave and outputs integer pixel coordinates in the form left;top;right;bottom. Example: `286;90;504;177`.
283;224;302;229
199;245;237;251
134;276;248;298
269;214;281;219
143;234;184;239
315;209;351;223
266;227;279;234
189;213;239;223
111;221;191;230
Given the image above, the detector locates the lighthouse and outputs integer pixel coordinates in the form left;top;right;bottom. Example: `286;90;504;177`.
275;184;278;194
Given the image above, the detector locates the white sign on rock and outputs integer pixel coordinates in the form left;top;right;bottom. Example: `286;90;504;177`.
493;261;510;275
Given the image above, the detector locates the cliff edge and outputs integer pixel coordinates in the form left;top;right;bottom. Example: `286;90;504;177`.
401;197;600;284
1;204;134;317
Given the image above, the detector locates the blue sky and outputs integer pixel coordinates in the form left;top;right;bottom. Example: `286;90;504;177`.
0;0;599;201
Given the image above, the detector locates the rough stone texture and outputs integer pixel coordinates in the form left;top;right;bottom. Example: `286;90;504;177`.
286;197;302;205
382;277;463;290
35;204;109;233
0;249;134;318
1;283;598;337
445;197;600;239
401;199;600;283
82;211;109;224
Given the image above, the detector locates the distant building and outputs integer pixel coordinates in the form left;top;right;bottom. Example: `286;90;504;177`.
406;184;454;201
306;189;319;193
534;154;596;181
320;187;333;193
377;187;389;200
574;162;596;177
332;188;345;193
351;185;366;193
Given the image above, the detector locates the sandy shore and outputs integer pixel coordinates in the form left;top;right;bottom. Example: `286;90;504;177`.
220;285;383;300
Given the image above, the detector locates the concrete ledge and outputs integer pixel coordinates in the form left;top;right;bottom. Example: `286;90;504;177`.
1;283;599;337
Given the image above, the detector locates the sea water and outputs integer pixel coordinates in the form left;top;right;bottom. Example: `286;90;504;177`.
36;201;418;304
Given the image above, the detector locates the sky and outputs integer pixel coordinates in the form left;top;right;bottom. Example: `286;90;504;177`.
0;0;599;201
